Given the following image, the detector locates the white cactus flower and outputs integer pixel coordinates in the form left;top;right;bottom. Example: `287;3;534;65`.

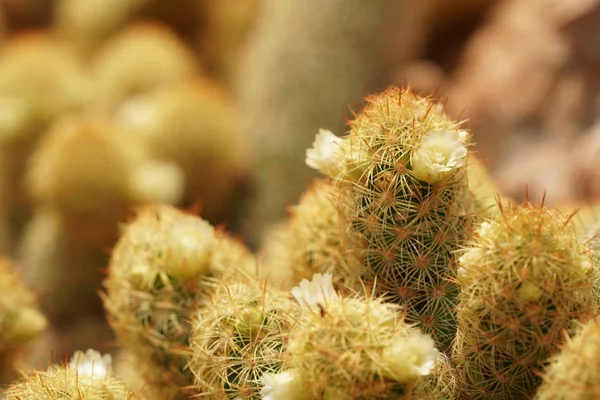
68;349;112;379
261;370;304;400
306;129;344;177
291;273;340;313
380;333;439;383
411;129;468;183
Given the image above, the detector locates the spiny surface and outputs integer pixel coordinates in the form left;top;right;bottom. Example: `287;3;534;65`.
454;203;600;399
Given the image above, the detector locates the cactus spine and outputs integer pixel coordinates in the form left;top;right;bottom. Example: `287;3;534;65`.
453;203;600;398
316;86;473;351
103;204;255;399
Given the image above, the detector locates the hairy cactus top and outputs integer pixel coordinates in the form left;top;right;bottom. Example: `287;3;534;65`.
5;349;137;399
103;204;255;398
454;203;600;398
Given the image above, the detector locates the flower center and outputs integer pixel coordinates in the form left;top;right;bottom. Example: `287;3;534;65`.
427;148;448;165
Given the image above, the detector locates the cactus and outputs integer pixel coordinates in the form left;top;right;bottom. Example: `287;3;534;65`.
54;0;152;58
258;178;363;290
261;273;447;399
0;259;47;385
103;204;255;399
237;0;436;246
0;32;90;244
453;203;600;399
90;22;198;110
115;79;249;228
311;87;473;351
4;349;138;399
535;318;600;400
188;272;298;399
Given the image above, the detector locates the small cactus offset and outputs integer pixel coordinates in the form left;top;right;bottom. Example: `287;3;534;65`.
4;349;138;399
535;318;600;400
258;178;363;290
188;271;298;399
0;259;47;384
309;86;474;351
103;204;255;399
261;273;451;400
453;203;600;399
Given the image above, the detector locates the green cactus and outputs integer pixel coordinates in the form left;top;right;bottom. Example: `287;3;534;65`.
4;349;138;399
54;0;152;58
0;258;47;385
0;32;90;244
264;273;448;399
535;318;600;400
115;79;249;229
314;86;473;351
188;272;298;399
258;178;363;290
103;204;256;399
90;22;198;110
466;153;512;219
453;203;600;399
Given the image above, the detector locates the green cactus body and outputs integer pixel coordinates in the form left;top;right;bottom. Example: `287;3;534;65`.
453;204;600;399
0;33;90;243
115;79;249;228
91;22;198;110
327;87;473;351
281;282;447;399
535;318;600;400
103;204;255;399
466;153;512;219
0;259;47;385
188;274;298;399
5;350;137;399
258;178;363;290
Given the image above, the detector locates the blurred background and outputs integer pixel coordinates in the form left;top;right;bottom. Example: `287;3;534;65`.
0;0;599;384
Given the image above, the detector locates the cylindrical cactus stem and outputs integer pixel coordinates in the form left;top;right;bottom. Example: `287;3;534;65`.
188;271;298;399
4;349;138;399
453;203;600;399
313;86;474;351
0;258;47;385
535;318;600;400
261;273;448;399
258;178;363;290
103;204;256;399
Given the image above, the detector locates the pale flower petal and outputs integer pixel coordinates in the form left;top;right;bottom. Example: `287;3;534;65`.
411;129;468;183
291;273;339;313
380;333;439;383
261;370;304;400
68;349;112;380
306;129;343;177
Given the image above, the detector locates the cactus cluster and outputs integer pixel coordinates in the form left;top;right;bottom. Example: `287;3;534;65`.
453;203;600;398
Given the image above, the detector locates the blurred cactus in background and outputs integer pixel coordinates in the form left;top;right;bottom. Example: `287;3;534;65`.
90;22;198;111
115;79;250;230
0;32;90;250
0;259;47;385
237;0;437;246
